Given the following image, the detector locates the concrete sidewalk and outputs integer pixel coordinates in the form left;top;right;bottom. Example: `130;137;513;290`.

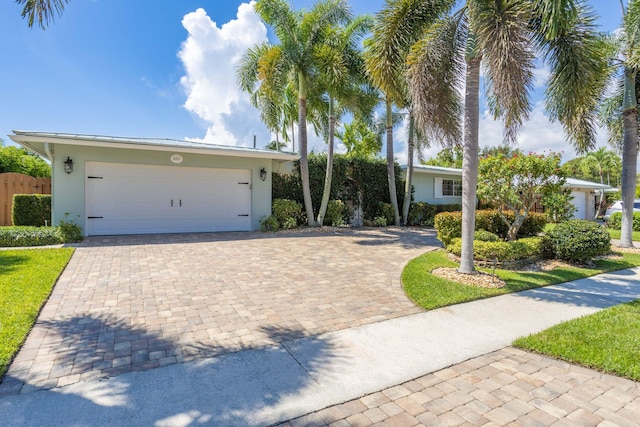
1;267;639;426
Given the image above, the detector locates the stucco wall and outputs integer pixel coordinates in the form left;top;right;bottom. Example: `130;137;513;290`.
49;144;276;234
412;172;463;205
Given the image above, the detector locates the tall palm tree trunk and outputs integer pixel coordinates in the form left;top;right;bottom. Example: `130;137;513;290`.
386;100;401;226
620;69;638;247
459;56;481;274
402;114;415;225
298;72;315;226
317;95;336;226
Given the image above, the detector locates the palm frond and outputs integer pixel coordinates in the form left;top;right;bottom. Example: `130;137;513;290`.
254;0;300;48
407;13;466;147
625;0;640;68
16;0;68;29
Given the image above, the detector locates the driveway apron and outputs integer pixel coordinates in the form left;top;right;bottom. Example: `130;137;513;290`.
3;228;439;393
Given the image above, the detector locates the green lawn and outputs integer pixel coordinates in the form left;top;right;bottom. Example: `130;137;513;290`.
607;228;640;241
402;249;640;311
0;248;74;378
514;301;640;381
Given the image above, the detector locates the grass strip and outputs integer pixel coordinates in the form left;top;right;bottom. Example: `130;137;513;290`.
402;249;640;311
0;248;74;378
514;301;640;381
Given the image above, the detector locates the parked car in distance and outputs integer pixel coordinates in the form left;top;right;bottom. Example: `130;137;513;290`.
604;199;640;224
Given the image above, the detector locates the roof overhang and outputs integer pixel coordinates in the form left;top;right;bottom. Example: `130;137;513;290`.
403;164;463;177
564;178;613;191
9;131;300;162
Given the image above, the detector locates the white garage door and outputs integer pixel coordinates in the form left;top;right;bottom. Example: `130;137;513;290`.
570;191;586;220
85;162;252;235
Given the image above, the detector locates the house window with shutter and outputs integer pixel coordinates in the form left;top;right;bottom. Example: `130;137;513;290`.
435;177;462;198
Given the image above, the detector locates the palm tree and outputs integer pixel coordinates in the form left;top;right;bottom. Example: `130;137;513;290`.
17;0;68;29
237;0;350;226
336;119;382;158
598;1;640;246
315;15;377;226
373;0;608;273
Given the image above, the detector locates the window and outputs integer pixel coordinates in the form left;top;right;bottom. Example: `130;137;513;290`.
434;177;462;198
442;179;462;197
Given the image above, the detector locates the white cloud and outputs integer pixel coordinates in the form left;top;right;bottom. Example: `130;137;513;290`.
178;3;271;146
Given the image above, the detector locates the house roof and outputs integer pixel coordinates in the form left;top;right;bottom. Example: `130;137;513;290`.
9;130;299;162
402;164;615;191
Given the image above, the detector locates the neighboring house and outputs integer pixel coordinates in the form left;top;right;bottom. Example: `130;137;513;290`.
9;131;298;236
403;165;613;220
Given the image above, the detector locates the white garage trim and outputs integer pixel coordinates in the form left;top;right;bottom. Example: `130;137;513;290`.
85;162;252;235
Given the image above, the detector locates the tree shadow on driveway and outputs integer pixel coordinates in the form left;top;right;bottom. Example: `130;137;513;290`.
0;314;342;426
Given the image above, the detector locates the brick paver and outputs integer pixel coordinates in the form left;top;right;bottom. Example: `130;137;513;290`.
279;347;640;427
0;228;437;395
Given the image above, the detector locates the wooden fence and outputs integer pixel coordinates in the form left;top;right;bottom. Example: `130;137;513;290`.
0;173;52;226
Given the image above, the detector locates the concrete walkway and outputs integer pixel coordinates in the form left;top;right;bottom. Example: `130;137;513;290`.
0;266;639;426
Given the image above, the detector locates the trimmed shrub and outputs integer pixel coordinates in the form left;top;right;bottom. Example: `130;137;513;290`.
324;200;348;226
407;202;461;226
12;194;51;226
374;216;387;227
58;214;83;243
378;202;394;225
260;215;280;232
547;220;611;263
434;211;462;246
0;226;61;247
474;230;500;242
272;199;302;226
607;212;640;231
447;236;543;262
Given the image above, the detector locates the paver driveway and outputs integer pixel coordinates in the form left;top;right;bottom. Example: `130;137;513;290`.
3;228;439;394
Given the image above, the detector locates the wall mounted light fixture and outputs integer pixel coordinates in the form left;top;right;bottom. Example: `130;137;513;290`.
260;167;267;181
63;157;74;174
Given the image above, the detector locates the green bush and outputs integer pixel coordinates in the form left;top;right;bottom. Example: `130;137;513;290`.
0;226;61;247
547;220;611;263
474;230;500;242
12;194;51;226
447;236;543;262
435;210;547;245
57;214;83;243
407;202;461;227
324;200;348;226
272;199;302;226
374;216;387;227
378;202;394;225
260;215;280;232
607;212;640;231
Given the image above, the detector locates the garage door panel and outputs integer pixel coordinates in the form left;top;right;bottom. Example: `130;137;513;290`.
86;162;252;235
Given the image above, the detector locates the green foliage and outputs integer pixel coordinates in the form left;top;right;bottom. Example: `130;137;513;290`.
0;144;51;177
260;215;280;232
478;153;564;240
272;198;302;226
607;212;640;231
374;216;387;227
377;202;394;225
0;227;61;247
447;237;543;262
434;210;546;246
12;194;51;226
547;220;611;263
57;214;83;243
324;200;348;226
407;202;461;227
0;248;75;378
273;154;403;221
423;146;463;168
474;230;500;242
336;119;382;159
541;189;577;223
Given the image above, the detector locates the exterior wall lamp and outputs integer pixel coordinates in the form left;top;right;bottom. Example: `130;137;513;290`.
260;167;267;181
63;157;74;174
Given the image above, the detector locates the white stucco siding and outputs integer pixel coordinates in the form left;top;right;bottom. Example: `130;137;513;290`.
412;173;463;205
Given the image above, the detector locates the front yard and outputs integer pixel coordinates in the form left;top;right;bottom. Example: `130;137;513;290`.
0;248;74;378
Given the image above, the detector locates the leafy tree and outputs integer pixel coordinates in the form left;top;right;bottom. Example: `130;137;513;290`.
237;0;350;226
477;152;566;241
0;143;51;177
479;146;523;160
381;0;608;273
336;119;381;159
16;0;68;29
424;146;463;168
541;189;576;223
265;140;287;151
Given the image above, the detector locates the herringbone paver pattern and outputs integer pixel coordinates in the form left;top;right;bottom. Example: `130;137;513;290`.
280;347;640;427
0;228;437;395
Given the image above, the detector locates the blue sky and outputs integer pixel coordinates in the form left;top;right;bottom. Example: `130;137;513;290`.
0;0;627;164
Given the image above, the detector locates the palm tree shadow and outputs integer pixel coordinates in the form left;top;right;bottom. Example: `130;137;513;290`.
0;314;341;426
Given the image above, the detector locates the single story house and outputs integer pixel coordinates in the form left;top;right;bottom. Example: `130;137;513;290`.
9;131;298;236
404;164;613;220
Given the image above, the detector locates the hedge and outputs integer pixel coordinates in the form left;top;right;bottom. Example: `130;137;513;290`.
407;201;461;227
12;194;51;226
0;226;62;247
273;154;404;221
447;236;544;262
547;220;611;264
607;212;640;232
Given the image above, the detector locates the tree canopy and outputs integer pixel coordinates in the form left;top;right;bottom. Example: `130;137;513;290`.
0;143;51;177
